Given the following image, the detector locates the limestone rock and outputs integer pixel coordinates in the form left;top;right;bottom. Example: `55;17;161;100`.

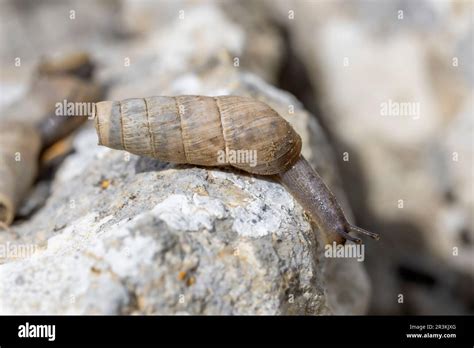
0;0;370;315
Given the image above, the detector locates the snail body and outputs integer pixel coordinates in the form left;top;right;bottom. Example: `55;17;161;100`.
94;95;379;245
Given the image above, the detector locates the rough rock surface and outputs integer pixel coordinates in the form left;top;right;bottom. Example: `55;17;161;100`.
0;2;369;314
0;77;366;314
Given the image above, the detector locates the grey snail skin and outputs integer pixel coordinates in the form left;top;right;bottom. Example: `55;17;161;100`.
94;95;380;245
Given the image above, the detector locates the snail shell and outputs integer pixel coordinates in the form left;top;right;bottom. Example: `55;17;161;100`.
94;96;302;175
94;95;379;245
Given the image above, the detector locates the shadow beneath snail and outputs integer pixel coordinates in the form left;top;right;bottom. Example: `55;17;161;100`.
133;156;279;185
134;156;174;174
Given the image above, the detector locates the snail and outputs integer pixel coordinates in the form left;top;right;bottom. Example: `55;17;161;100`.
0;53;103;226
94;95;379;245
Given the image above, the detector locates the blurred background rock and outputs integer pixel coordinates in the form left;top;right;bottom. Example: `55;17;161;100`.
0;0;472;314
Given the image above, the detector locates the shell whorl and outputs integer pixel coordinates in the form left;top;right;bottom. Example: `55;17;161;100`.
94;95;302;175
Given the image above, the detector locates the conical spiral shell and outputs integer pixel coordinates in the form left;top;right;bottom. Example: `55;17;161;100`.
94;96;302;175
